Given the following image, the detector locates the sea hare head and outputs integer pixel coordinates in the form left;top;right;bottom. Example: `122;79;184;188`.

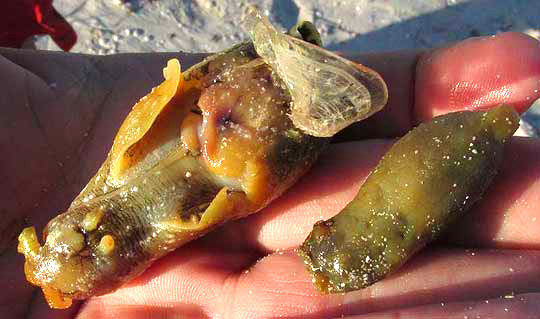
18;205;138;309
18;225;83;309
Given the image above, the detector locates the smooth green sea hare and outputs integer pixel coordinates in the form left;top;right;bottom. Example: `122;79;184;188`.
299;105;520;293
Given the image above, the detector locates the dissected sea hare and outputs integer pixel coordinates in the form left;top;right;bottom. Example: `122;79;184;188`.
17;11;388;309
299;105;520;293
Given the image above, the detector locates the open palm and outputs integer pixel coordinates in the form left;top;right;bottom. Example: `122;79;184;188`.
2;32;540;319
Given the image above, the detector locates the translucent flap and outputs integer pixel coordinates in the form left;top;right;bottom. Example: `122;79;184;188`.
244;7;388;137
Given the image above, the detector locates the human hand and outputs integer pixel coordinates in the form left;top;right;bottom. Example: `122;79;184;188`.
1;32;540;319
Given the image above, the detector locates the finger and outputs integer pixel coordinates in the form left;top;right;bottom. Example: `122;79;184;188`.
444;136;540;249
76;247;540;319
415;32;540;122
337;32;540;140
231;248;540;318
225;140;389;253
78;32;540;141
348;293;540;319
76;241;259;319
222;136;540;253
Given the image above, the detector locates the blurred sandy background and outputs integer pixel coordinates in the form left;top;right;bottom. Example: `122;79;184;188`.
40;0;540;136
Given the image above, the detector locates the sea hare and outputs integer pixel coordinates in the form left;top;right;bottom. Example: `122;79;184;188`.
17;11;388;309
299;105;520;293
